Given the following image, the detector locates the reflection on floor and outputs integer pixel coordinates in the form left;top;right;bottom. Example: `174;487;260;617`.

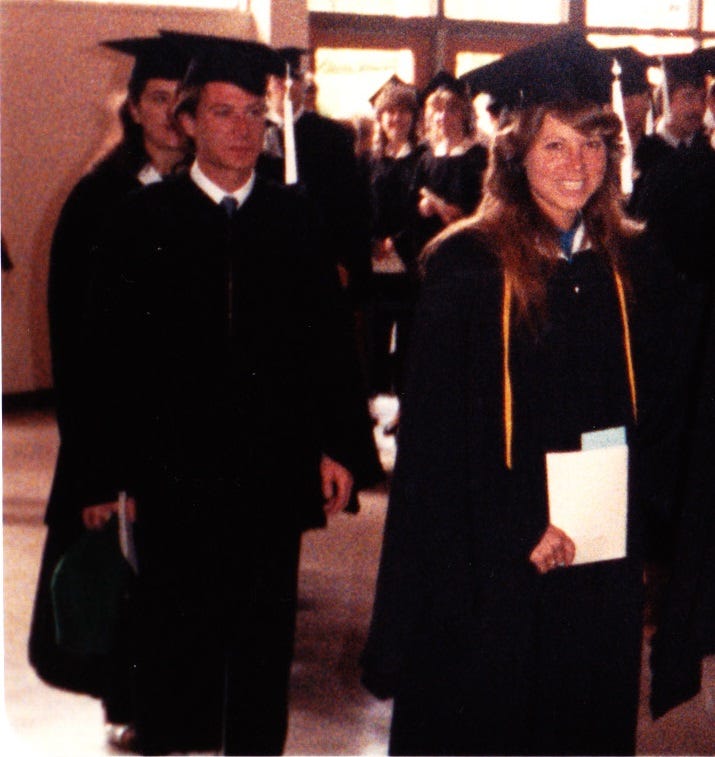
3;402;715;756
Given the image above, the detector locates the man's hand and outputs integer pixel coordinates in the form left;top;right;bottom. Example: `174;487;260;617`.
320;455;354;516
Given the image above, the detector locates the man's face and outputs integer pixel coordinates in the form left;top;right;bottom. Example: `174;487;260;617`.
667;82;706;141
180;82;266;191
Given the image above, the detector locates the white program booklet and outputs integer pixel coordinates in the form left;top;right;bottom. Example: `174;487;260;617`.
546;432;628;565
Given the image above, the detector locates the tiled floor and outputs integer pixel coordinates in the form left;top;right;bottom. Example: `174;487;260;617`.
3;402;715;755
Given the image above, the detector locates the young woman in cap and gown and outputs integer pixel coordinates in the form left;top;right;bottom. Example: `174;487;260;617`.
28;35;190;749
361;33;649;756
362;76;425;401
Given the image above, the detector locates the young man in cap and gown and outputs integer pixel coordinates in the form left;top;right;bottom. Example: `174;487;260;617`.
79;35;381;756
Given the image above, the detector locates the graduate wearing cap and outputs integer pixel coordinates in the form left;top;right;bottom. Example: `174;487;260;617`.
404;71;488;275
28;34;191;751
261;46;373;304
361;33;652;755
361;76;424;400
78;34;381;756
602;47;656;150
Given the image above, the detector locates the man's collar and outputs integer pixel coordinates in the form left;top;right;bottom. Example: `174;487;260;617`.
190;161;256;207
137;163;163;186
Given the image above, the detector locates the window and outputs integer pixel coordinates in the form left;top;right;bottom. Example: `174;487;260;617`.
308;0;436;15
75;0;246;6
586;0;693;30
703;1;715;31
588;33;696;56
445;0;564;24
314;47;415;119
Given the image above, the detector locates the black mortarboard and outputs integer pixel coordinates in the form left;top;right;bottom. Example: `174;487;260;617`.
160;30;283;96
276;46;309;78
460;32;612;109
694;46;715;76
420;70;468;104
369;74;407;106
369;74;418;112
659;51;707;91
101;36;191;91
602;47;657;96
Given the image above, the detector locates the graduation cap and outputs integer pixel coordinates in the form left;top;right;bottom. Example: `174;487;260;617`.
460;32;612;110
159;30;283;96
276;46;310;78
420;70;468;104
601;47;657;97
659;51;708;93
694;46;715;76
369;74;418;112
101;36;191;93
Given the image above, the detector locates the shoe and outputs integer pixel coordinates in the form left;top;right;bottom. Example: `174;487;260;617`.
106;723;137;752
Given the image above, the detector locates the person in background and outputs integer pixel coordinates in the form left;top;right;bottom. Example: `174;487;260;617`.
603;46;656;153
262;46;373;304
303;70;319;112
80;34;381;755
28;35;190;752
408;71;488;262
627;49;715;583
361;33;650;756
362;76;424;416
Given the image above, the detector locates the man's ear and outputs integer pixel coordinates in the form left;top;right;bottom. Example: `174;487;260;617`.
178;111;196;140
128;99;142;126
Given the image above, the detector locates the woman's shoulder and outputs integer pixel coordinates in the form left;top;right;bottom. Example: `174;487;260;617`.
422;225;500;283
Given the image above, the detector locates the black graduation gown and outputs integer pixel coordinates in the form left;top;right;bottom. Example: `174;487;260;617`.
29;158;143;710
628;134;715;564
408;142;488;256
363;147;425;394
260;111;372;302
361;230;644;756
82;172;382;754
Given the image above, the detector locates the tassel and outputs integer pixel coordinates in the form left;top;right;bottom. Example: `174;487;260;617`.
611;58;634;195
283;63;298;185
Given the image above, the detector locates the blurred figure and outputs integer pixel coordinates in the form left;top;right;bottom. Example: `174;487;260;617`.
362;77;424;402
408;72;488;259
28;35;190;752
262;47;372;304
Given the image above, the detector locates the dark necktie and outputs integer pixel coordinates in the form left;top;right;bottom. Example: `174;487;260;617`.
220;195;238;218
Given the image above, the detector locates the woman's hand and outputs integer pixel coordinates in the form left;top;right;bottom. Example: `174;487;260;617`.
529;524;576;574
82;497;136;531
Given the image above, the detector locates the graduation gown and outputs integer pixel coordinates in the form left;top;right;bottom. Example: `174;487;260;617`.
361;230;644;756
29;157;143;710
408;142;488;256
261;110;372;301
82;172;381;754
362;146;425;394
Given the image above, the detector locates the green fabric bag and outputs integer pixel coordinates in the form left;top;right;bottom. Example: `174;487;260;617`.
50;517;134;656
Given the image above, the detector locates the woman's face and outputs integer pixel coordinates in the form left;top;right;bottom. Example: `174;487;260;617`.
130;78;184;152
428;95;465;145
380;106;413;147
523;112;607;230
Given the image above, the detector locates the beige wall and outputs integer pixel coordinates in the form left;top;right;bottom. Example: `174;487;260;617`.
0;0;307;394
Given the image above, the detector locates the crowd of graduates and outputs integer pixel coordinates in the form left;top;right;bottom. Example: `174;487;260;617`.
27;28;715;756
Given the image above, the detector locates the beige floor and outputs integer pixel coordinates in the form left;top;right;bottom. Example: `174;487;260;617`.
3;402;715;756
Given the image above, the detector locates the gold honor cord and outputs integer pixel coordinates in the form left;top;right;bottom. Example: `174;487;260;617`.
502;269;637;470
